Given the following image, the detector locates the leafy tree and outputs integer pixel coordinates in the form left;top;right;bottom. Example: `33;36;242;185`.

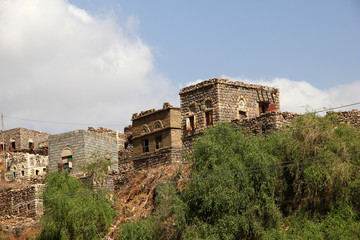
38;172;116;240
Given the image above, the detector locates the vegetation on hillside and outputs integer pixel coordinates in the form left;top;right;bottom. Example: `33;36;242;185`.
118;114;360;239
38;154;116;240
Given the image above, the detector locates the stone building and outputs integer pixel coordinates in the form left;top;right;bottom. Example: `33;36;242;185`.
0;184;44;219
0;128;50;182
179;78;280;150
48;130;118;175
0;127;50;153
4;152;48;181
126;102;182;170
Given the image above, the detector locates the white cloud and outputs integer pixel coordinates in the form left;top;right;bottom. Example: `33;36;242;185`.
0;0;177;133
220;75;360;114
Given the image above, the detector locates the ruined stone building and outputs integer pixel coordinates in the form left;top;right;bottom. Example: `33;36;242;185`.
48;130;119;175
179;78;280;149
0;128;50;182
125;102;182;170
0;127;50;153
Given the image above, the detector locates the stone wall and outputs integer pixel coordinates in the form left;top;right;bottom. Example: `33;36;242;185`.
0;184;44;219
132;146;182;170
131;103;182;158
232;111;299;135
179;78;280;151
0;128;50;152
4;152;48;182
327;110;360;128
88;126;126;151
48;130;118;174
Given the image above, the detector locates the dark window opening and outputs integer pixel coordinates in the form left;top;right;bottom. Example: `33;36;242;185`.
11;142;16;150
205;111;213;126
259;102;269;115
155;135;162;149
21;170;25;176
27;204;31;210
13;172;16;178
142;139;149;153
36;170;39;175
0;144;4;152
43;168;46;172
239;111;247;119
186;116;196;131
29;142;34;150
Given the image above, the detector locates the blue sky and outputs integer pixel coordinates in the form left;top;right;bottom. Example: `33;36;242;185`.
0;0;359;133
70;0;360;89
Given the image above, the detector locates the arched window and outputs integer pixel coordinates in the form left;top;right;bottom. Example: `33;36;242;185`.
142;124;150;133
61;147;73;169
154;120;163;130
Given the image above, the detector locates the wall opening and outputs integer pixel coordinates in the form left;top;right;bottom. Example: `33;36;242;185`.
155;135;162;149
259;102;269;115
29;142;34;150
21;170;25;176
239;111;247;119
205;111;213;126
142;139;149;153
61;148;73;170
186;116;196;131
36;170;39;175
10;140;16;150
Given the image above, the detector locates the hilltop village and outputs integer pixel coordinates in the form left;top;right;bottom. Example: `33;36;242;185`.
1;78;359;236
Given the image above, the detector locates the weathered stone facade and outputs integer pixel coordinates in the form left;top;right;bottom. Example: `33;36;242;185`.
179;78;280;150
232;111;300;135
0;127;50;152
88;126;126;151
327;109;360;128
48;130;118;174
121;103;182;170
0;184;44;219
4;152;48;182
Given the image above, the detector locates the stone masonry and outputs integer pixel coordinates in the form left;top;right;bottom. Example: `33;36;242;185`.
120;103;182;170
0;127;50;152
179;78;280;150
48;130;118;175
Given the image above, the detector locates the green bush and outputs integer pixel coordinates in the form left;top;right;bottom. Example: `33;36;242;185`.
38;172;116;240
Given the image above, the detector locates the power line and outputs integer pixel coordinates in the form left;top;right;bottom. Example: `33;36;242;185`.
3;115;128;127
3;101;360;128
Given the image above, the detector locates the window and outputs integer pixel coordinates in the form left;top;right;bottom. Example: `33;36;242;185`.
205;99;212;108
142;125;150;133
239;111;247;119
36;170;39;175
186;115;196;131
259;102;269;115
11;141;16;150
142;139;149;153
0;143;5;152
43;168;46;172
61;148;73;170
29;142;34;150
205;111;213;126
154;120;163;130
155;135;162;149
21;170;25;176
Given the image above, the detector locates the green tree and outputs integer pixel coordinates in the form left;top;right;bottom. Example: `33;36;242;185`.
38;172;116;240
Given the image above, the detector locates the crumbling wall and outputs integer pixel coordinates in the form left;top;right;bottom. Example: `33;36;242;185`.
327;110;360;128
4;152;48;182
0;184;44;218
232;111;300;135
